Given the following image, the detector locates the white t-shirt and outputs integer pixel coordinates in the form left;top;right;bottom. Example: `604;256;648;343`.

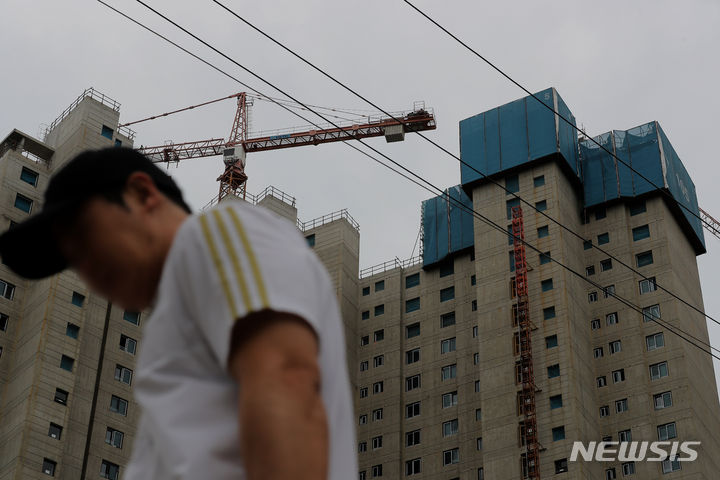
124;200;356;479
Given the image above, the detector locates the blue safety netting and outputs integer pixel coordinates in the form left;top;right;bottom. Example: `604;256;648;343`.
459;87;580;187
421;185;475;267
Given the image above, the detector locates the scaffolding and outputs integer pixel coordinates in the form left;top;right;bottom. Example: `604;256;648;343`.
512;205;541;480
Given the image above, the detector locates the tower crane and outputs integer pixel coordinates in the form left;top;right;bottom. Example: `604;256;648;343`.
122;93;437;201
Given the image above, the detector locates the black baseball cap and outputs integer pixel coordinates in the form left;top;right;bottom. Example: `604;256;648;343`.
0;147;190;279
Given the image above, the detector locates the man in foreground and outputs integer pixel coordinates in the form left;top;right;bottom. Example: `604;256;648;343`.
0;147;356;479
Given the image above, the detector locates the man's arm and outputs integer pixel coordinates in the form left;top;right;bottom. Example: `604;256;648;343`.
228;310;328;480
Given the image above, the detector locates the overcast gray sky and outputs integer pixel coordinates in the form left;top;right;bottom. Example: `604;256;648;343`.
3;0;720;396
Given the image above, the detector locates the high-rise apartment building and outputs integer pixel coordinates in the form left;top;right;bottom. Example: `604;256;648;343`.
1;87;718;480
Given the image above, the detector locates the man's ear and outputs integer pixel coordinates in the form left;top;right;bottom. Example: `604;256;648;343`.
124;172;163;212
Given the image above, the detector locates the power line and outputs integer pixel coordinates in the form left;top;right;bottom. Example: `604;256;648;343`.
203;1;720;334
98;1;720;361
401;0;715;241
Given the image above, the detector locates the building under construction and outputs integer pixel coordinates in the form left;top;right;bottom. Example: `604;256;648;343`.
0;87;719;480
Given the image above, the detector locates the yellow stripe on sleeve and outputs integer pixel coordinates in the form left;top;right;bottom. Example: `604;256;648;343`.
226;207;270;309
198;214;239;319
211;209;253;311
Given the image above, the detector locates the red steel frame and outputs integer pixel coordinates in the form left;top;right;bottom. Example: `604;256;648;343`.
512;205;541;480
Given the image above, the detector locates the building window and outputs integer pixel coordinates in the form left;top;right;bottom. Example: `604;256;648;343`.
534;175;545;187
406;374;421;391
406;348;420;364
105;427;124;448
406;429;421;446
123;311;140;325
600;259;612;271
441;364;457;381
405;273;420;288
110;395;128;416
443;448;459;466
537;225;549;238
642;304;660;322
599;405;609;417
606;312;618;325
361;310;370;320
406;323;420;339
588;291;598;303
586;265;595;276
0;279;15;301
646;332;665;351
439;261;454;277
360;359;369;372
405;297;420;313
373;329;384;342
595;207;607;220
405;458;421;476
591;319;601;330
615;398;628;413
506;175;519;194
597;376;607;387
593;347;604;359
584;239;593;250
639;277;657;294
653;391;673;409
100;460;120;480
372;382;383;394
360;335;369;346
362;286;370;296
612;369;625;383
440;286;455;302
374;304;384;316
473;352;479;365
441;337;456;354
552;426;565;441
373;355;384;368
471;274;476;286
536;200;547;212
71;291;85;307
305;234;315;247
545;335;558;348
441;311;456;327
550;394;563;409
0;312;7;331
603;285;615;298
48;423;62;439
14;193;33;213
358;441;367;453
650;361;669;380
359;387;368;398
605;467;617;480
632;224;650;241
406;401;421;418
657;422;677;441
547;364;560;378
629;200;646;216
119;334;137;354
359;414;368;425
507;225;515;245
115;365;133;385
475;408;482;420
555;459;568;474
597;232;610;245
621;462;635;475
442;391;458;408
540;251;551;265
374;280;385;292
42;458;57;476
66;323;80;339
472;325;478;337
101;125;114;139
442;419;459;437
609;340;622;354
372;408;383;421
636;251;654;267
661;457;681;473
60;355;74;372
20;166;39;186
507;198;521;219
54;388;68;405
371;464;383;478
541;278;553;292
471;300;477;311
